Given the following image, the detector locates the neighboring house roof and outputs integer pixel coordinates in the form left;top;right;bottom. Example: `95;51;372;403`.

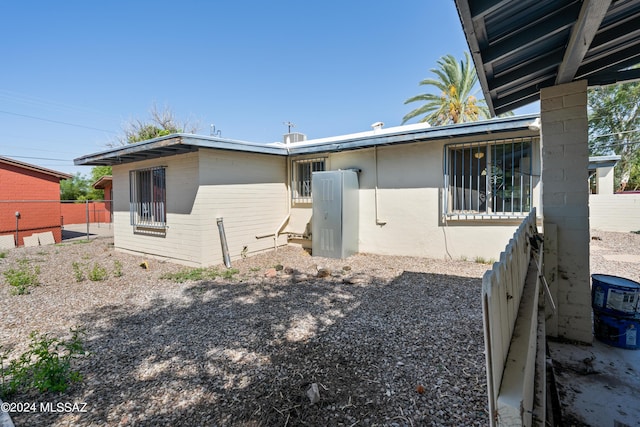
92;175;112;189
588;155;622;169
455;0;640;116
74;114;540;166
0;156;73;180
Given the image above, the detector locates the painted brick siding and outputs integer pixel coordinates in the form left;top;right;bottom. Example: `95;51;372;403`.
0;163;64;245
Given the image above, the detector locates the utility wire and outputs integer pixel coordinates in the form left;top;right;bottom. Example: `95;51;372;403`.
3;155;71;162
589;140;640;148
0;109;117;133
0;89;120;120
590;129;640;139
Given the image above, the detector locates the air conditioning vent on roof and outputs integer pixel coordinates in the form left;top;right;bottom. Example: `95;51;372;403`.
284;132;307;144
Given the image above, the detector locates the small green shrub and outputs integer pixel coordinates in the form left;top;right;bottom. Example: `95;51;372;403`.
88;263;107;282
0;328;86;398
222;268;240;280
72;262;85;282
113;260;123;277
475;257;497;265
162;268;210;283
0;251;7;259
3;259;40;295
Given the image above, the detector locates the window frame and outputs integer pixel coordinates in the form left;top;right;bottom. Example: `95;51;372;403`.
443;138;536;220
291;157;326;203
129;166;167;229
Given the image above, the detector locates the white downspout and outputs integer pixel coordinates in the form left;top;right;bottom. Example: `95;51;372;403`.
374;146;387;226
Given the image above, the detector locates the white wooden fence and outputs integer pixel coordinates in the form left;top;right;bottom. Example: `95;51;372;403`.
482;208;546;426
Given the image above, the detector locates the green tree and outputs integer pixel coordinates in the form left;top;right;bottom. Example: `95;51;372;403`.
403;52;490;126
60;173;90;201
90;165;112;182
588;79;640;191
116;104;199;145
60;168;112;201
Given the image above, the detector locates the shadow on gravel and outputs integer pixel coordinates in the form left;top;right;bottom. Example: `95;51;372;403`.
10;272;488;426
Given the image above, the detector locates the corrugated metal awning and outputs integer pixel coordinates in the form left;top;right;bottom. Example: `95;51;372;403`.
455;0;640;116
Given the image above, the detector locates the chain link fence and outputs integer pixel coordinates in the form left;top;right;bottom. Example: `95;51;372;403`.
0;200;112;248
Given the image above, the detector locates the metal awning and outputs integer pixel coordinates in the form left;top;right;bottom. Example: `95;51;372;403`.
455;0;640;116
74;135;288;166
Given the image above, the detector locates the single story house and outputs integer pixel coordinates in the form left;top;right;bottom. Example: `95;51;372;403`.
75;115;545;266
0;156;72;246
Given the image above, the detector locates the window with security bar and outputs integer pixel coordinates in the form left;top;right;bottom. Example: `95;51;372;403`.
445;138;535;217
291;158;325;203
129;166;166;228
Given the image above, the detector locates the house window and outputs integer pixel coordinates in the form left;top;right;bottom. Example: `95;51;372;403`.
129;166;166;228
292;158;325;203
445;138;534;218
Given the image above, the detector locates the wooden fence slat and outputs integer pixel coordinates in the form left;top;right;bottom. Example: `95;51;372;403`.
481;209;538;427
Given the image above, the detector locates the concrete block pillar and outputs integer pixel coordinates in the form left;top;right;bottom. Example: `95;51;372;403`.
540;80;592;344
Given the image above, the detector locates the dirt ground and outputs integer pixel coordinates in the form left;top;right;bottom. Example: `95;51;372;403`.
1;239;490;426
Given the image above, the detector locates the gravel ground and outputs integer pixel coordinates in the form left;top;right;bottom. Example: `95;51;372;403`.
590;229;640;283
1;229;638;426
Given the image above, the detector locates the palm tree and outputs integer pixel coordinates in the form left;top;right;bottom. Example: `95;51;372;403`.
402;52;490;126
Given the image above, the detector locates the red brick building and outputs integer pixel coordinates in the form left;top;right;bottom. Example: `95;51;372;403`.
0;156;72;246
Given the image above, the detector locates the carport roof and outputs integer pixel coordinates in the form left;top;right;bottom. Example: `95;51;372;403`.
73;114;540;166
455;0;640;116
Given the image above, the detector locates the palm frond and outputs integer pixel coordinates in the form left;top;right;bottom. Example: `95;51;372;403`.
403;51;490;125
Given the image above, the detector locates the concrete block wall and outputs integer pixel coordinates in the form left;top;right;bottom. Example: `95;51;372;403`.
540;80;592;343
590;193;640;232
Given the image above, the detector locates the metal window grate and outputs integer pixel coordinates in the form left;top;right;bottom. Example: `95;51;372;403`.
444;138;534;218
292;158;325;203
129;166;166;228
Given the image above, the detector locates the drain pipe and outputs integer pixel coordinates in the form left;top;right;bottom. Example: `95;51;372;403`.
374;146;387;226
216;217;232;268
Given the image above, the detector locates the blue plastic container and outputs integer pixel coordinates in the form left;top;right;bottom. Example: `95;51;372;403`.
591;274;640;317
593;312;640;350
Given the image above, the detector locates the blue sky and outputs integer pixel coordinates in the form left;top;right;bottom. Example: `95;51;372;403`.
1;1;539;175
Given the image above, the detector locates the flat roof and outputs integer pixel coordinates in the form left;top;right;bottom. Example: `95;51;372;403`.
74;114;540;166
589;155;622;169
